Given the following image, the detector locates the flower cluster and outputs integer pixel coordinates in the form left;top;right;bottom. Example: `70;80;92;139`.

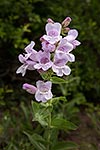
16;17;80;102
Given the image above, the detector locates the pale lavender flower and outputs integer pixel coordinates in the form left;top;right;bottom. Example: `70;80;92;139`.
52;52;71;77
34;51;53;71
24;41;38;61
56;38;75;62
23;83;37;94
25;41;35;53
35;80;53;102
64;29;81;49
42;22;62;44
16;53;37;76
16;41;38;76
41;40;55;52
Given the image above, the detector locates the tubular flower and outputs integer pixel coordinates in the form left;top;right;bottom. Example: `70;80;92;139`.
16;41;38;76
34;51;53;71
41;40;56;52
56;38;75;62
42;22;62;44
64;29;81;49
52;52;71;77
23;81;53;102
16;52;37;76
35;80;53;102
16;17;81;102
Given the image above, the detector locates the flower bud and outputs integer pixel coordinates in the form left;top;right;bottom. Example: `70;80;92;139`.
62;17;72;27
63;27;70;34
47;18;54;23
23;83;37;94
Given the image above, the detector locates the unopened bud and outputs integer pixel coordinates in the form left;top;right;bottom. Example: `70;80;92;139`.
23;83;37;94
63;27;70;33
47;18;54;23
61;27;70;35
62;17;72;27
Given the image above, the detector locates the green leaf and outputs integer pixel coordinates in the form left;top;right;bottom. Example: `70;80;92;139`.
50;76;80;84
50;76;66;84
24;132;46;150
52;141;78;150
51;96;67;104
31;101;39;115
51;117;77;131
40;69;53;80
32;101;52;126
34;113;48;126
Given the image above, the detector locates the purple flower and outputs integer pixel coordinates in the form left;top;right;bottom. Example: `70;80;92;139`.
16;41;38;76
35;80;53;102
16;52;37;76
64;29;81;49
23;83;37;94
52;52;71;77
42;22;62;44
56;38;75;62
34;51;53;71
57;38;73;53
41;40;55;52
25;41;35;53
24;41;38;61
22;81;53;102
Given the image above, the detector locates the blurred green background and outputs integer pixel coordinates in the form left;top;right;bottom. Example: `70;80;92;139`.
0;0;100;149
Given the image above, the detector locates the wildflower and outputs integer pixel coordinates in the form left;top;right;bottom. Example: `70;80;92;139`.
16;51;37;76
25;41;35;53
41;40;55;52
64;29;81;49
23;81;53;102
35;80;53;102
56;38;75;62
34;51;53;71
52;52;71;77
42;22;62;44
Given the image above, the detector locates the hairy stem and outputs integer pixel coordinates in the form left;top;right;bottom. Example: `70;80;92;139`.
47;102;52;150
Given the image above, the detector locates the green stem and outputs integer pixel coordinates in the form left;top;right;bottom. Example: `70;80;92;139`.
47;101;52;150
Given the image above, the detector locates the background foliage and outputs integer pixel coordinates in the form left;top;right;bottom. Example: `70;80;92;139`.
0;0;100;149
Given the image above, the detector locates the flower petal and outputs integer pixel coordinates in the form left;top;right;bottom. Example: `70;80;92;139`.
66;53;75;62
35;90;46;102
16;64;28;76
68;29;78;39
44;91;53;100
62;65;71;75
25;41;35;53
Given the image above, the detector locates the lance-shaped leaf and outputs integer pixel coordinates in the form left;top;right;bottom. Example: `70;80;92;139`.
50;76;66;84
51;117;77;131
52;141;78;150
24;132;46;150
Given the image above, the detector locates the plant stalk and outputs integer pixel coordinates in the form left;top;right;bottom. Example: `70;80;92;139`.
47;102;52;150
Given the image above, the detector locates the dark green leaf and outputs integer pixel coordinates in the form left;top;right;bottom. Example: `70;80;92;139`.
51;117;77;131
24;132;46;150
31;101;39;115
50;76;66;84
52;141;78;150
51;96;67;104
